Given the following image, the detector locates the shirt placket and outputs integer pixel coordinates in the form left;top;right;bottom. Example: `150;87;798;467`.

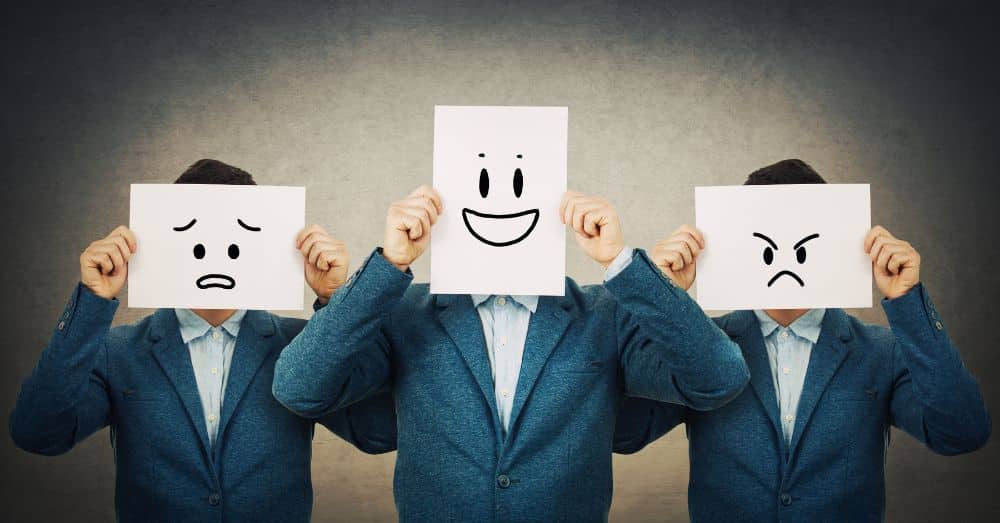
206;327;224;445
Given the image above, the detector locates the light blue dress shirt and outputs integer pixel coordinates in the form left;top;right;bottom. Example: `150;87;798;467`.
471;247;634;435
753;308;825;447
175;308;247;446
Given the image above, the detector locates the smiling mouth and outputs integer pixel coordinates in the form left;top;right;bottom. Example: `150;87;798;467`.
196;274;236;289
767;270;805;287
461;208;540;247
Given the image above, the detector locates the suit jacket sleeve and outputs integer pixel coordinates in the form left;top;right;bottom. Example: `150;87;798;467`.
883;283;991;455
9;284;116;456
273;249;405;418
316;389;398;454
604;249;750;411
613;396;686;454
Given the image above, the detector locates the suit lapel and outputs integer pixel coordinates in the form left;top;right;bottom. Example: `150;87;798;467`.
730;311;784;457
436;294;503;437
506;293;573;436
148;309;213;460
787;309;851;459
216;310;276;445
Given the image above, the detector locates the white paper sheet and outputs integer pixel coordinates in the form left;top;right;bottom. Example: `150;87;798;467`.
128;184;305;310
695;184;872;310
431;106;568;296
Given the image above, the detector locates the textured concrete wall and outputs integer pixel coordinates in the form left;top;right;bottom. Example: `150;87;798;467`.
2;1;998;521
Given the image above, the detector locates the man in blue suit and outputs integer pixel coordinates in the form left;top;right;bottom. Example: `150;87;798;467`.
9;159;397;523
272;185;751;522
615;159;991;522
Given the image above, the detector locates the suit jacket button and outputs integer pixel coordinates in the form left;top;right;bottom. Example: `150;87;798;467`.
780;492;792;506
57;321;66;331
497;474;511;488
208;493;221;506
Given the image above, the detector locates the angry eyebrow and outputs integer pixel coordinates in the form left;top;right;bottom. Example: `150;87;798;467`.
173;219;196;232
794;233;820;249
752;232;777;249
237;219;261;232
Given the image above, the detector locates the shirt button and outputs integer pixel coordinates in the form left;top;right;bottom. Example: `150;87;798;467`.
784;414;794;422
211;367;219;375
497;297;507;306
500;390;510;398
208;492;221;506
497;474;511;488
782;367;790;375
780;492;792;506
208;414;217;422
212;330;222;341
780;331;790;339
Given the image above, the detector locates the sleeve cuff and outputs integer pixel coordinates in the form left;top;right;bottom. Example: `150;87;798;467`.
882;283;945;339
604;246;635;282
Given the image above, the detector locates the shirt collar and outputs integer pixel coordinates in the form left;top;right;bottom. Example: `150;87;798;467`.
174;308;247;344
753;308;826;344
470;294;539;313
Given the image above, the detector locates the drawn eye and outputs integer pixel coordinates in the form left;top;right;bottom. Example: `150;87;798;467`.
228;244;240;259
513;168;523;197
479;168;489;198
796;246;806;264
763;246;774;265
193;243;206;259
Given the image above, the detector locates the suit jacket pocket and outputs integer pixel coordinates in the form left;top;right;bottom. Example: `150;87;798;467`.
548;360;607;374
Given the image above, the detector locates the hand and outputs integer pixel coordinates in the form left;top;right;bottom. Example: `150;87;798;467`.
560;191;625;267
651;224;705;291
382;185;442;272
297;225;350;304
864;225;921;300
80;226;137;300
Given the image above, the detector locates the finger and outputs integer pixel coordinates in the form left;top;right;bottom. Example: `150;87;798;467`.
886;250;912;275
299;232;324;260
310;241;345;268
399;204;434;233
875;244;897;273
675;224;705;249
410;185;443;214
672;233;702;259
307;241;334;266
89;252;115;275
572;201;602;236
864;225;892;253
560;191;586;223
396;212;424;241
868;236;888;262
667;240;694;266
318;249;347;272
108;235;133;262
111;226;138;252
296;224;325;248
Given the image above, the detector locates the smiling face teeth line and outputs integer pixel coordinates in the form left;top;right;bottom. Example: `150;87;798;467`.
461;208;540;247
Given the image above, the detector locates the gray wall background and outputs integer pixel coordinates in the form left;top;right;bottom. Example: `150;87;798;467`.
2;1;998;521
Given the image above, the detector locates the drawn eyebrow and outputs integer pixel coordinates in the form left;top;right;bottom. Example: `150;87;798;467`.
752;232;777;249
793;233;820;250
237;219;261;232
173;219;196;232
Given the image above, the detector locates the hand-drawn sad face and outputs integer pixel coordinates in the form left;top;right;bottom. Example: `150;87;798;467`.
173;217;260;289
461;152;539;247
753;232;820;287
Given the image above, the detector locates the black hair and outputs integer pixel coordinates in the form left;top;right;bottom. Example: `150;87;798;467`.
744;159;826;185
174;159;257;185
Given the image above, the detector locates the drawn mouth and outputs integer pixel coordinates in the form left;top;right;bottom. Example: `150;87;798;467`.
767;270;805;287
461;208;540;247
196;274;236;289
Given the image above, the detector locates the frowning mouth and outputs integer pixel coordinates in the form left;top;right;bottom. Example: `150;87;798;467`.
767;270;805;287
196;274;236;289
461;208;540;247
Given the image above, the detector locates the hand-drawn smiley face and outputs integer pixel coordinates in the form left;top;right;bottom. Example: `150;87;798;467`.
461;152;540;247
752;232;820;287
173;217;260;289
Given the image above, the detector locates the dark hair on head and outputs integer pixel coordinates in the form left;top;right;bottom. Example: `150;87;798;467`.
174;159;257;185
744;159;826;185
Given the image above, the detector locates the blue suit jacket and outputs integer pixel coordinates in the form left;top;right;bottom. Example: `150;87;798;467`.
9;284;397;523
615;284;991;522
273;249;750;522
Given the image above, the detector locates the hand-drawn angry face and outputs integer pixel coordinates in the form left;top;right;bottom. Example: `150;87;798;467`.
173;217;261;290
752;232;820;287
461;152;540;247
